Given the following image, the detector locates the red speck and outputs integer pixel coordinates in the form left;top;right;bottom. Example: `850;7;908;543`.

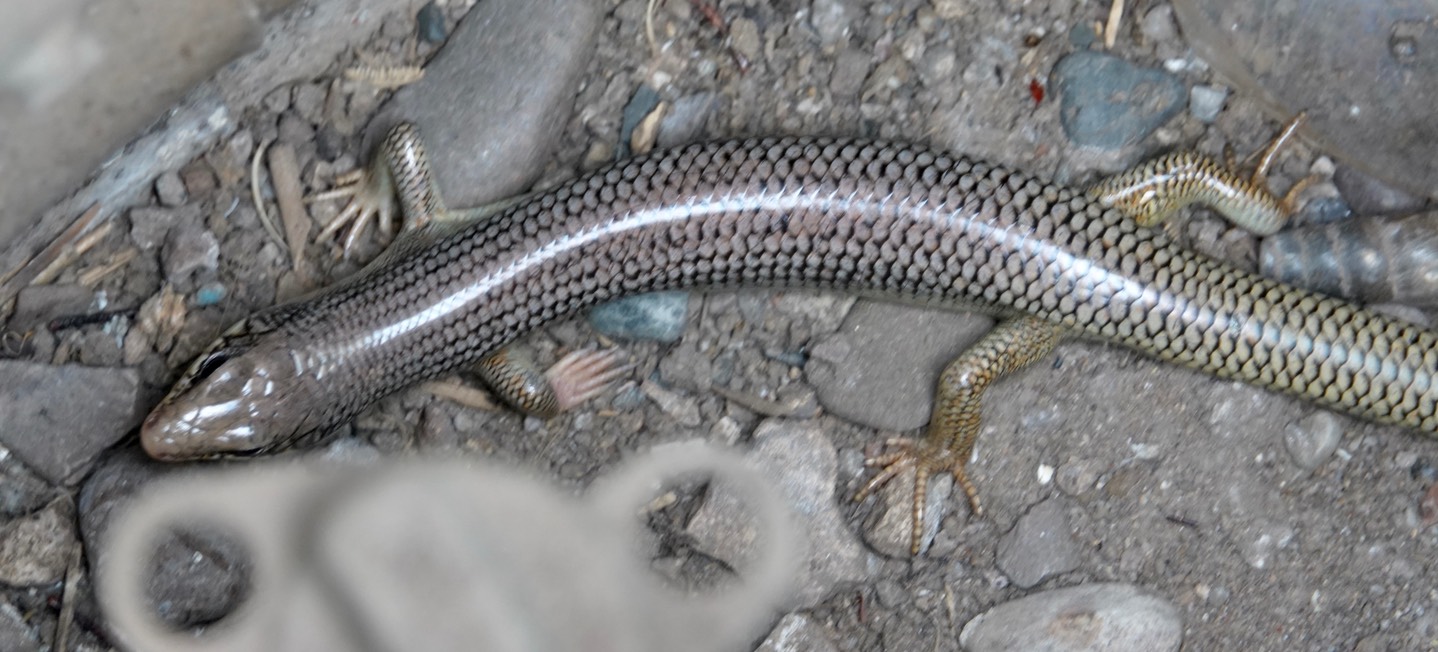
1028;78;1045;106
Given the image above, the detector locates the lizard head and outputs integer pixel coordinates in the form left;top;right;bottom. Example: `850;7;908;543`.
141;319;314;461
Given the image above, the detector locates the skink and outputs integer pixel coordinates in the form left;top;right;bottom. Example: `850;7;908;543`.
140;126;1438;549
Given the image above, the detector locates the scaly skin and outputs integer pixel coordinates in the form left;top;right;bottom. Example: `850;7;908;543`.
142;124;1438;552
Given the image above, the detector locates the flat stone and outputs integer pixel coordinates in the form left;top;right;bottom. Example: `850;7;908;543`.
368;0;601;207
79;447;251;629
1052;51;1186;149
995;498;1081;588
0;497;76;586
1188;84;1228;123
806;301;993;432
686;420;872;607
129;205;180;251
960;583;1182;652
831;48;873;98
0;361;146;485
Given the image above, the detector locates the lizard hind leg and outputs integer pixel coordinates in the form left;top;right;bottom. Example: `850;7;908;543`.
309;123;451;258
854;316;1064;555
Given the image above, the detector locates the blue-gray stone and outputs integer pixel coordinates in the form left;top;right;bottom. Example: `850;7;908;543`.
1052;52;1185;150
1188;84;1229;123
617;84;661;159
417;2;447;44
194;281;227;306
588;291;690;342
1068;22;1099;48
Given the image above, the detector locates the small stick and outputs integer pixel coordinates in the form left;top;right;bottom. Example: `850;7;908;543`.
250;138;291;255
0;204;102;309
33;221;114;286
1103;0;1124;49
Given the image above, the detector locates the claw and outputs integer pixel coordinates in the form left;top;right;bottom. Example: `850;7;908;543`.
545;348;633;411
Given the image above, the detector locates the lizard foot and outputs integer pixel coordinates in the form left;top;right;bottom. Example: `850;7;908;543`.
308;167;397;259
546;348;633;412
854;436;984;555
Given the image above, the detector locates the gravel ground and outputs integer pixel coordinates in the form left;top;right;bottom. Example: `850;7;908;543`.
3;0;1438;650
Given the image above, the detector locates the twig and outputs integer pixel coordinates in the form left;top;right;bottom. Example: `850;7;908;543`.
343;65;425;89
77;248;139;287
33;221;113;286
0;204;103;311
250;138;291;255
1103;0;1124;49
645;0;662;58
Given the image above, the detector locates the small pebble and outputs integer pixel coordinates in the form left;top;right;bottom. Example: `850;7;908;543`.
1188;85;1228;123
755;613;840;652
995;498;1081;588
194;281;228;307
1140;5;1179;43
155;170;188;206
417;1;448;43
1284;411;1343;471
810;0;853;44
0;498;77;586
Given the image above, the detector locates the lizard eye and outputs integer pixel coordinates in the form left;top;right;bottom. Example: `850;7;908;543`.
192;347;238;382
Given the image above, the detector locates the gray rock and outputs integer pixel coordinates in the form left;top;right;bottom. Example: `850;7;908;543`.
368;0;600;207
1333;164;1428;216
0;497;76;586
129;205;179;250
79;447;251;629
1140;5;1179;43
1283;411;1343;471
960;583;1182;652
730;17;762;64
1055;458;1106;497
755;613;840;652
1052;51;1186;149
277;112;314;145
657;93;720;148
0;361;146;485
686;420;872;607
291;83;327;125
831;48;872;98
0;600;38;652
0;457;54;520
1188;84;1228;123
995;498;1081;588
810;0;855;45
806;301;993;432
7;284;94;333
588;291;691;342
155;170;187;207
161;224;220;287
